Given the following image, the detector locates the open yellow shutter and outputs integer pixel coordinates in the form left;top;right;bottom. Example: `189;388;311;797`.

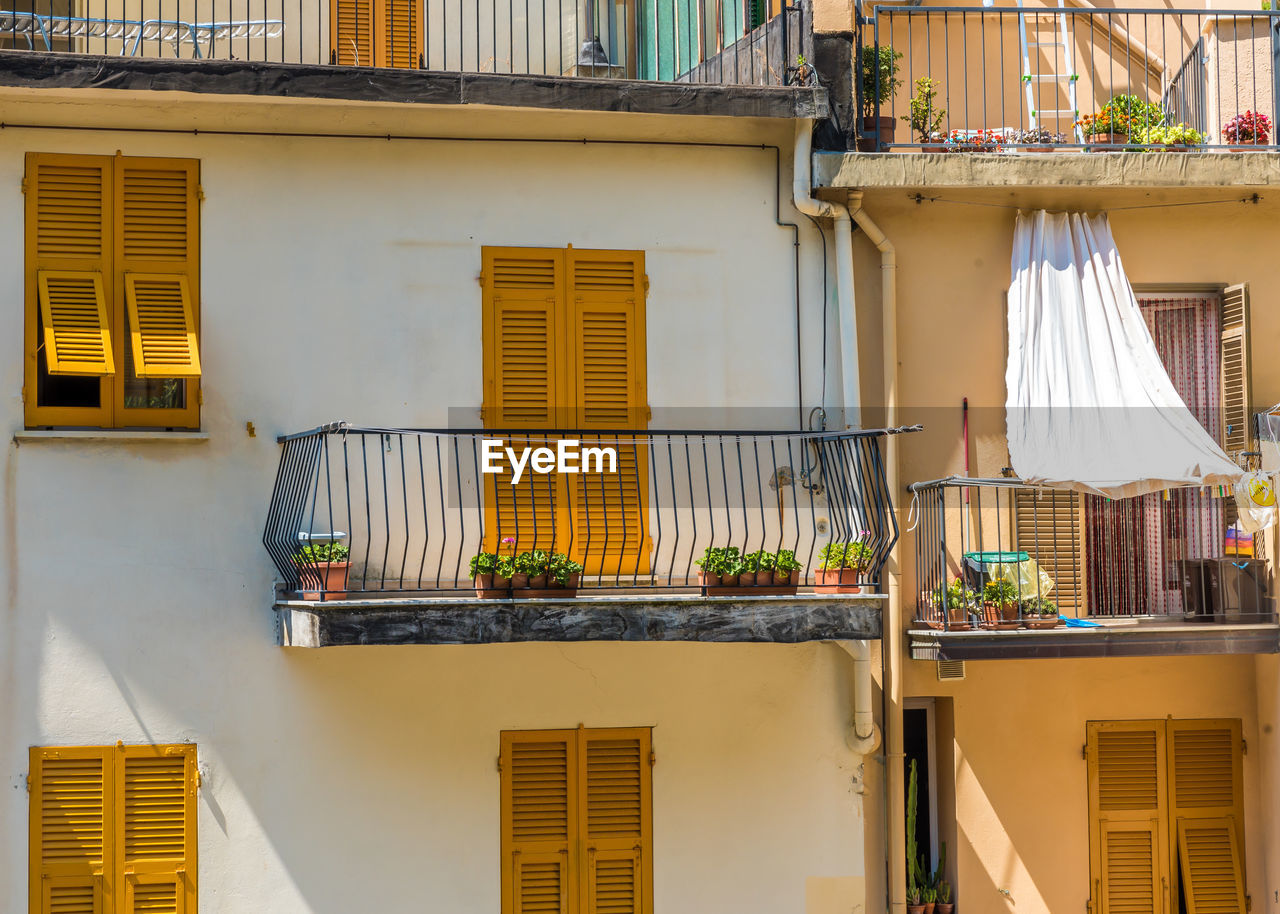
567;250;649;575
501;730;577;914
30;746;112;914
1014;488;1084;616
1087;721;1168;914
1167;719;1244;906
331;0;374;64
580;729;652;914
1220;285;1251;460
380;0;421;67
118;161;201;380
1176;817;1246;914
29;155;113;377
483;249;569;554
116;745;197;914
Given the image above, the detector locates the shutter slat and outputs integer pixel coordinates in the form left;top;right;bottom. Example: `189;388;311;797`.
1178;817;1246;914
124;274;201;378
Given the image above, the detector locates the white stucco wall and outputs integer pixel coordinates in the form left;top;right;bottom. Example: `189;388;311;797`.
0;113;870;913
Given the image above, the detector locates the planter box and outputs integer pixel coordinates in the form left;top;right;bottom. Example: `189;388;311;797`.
857;115;896;152
814;568;868;594
300;561;350;601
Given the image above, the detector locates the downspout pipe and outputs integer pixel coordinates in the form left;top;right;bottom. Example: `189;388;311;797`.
792;119;860;428
846;190;903;914
831;640;883;758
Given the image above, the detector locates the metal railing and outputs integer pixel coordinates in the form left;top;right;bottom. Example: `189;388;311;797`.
860;6;1280;150
909;477;1274;630
264;423;909;598
0;0;810;86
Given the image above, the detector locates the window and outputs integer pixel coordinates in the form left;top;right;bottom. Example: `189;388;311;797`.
1086;719;1246;914
481;246;650;573
29;744;198;914
25;153;201;430
500;727;653;914
329;0;421;67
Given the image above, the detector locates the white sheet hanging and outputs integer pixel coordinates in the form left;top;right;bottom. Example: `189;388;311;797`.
1005;210;1243;498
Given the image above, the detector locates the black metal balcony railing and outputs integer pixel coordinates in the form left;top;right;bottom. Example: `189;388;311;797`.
0;0;810;87
264;423;908;599
909;477;1274;630
861;7;1280;151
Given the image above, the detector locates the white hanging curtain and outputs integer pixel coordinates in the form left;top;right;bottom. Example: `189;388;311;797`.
1005;210;1243;499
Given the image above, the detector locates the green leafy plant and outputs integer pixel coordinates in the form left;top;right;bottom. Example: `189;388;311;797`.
818;538;872;571
753;549;776;573
773;549;803;573
515;549;550;576
495;553;516;579
1021;595;1058;616
938;880;952;904
902;76;946;143
696;546;741;576
907;758;925;900
468;551;498;577
1135;122;1205;147
296;540;350;564
741;551;760;573
860;44;903;118
932;578;976;610
547;552;584;585
922;887;937;904
983;578;1020;607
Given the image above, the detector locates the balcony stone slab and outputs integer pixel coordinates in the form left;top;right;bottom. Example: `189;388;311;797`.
277;592;884;646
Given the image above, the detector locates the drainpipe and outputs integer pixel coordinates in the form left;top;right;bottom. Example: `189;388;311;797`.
831;640;883;758
846;190;903;914
792;119;860;427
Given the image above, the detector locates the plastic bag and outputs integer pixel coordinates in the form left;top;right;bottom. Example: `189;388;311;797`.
1234;470;1278;534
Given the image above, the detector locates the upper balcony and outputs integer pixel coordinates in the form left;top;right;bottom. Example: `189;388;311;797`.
907;476;1280;660
264;423;910;646
0;0;826;118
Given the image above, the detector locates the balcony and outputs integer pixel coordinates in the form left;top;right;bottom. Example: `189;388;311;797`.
0;0;824;116
856;6;1280;153
907;477;1280;660
263;423;910;646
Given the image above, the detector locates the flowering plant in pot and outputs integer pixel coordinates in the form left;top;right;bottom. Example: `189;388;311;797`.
1021;594;1060;628
928;578;975;629
739;549;760;586
469;550;505;597
773;549;803;586
859;44;903;150
981;578;1021;628
815;539;872;592
695;546;740;587
1010;126;1067;151
1223;110;1272;148
548;552;584;591
296;540;351;600
1135;122;1205;150
902;76;947;147
945;128;1005;152
514;549;550;588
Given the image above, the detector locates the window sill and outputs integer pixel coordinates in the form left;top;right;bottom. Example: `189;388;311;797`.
14;429;209;444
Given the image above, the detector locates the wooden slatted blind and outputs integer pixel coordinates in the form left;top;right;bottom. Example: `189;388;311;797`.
37;271;113;376
1220;285;1251;460
330;0;373;65
501;728;653;914
1177;817;1246;914
31;745;197;914
124;276;200;378
382;0;421;68
1013;488;1084;616
331;0;420;66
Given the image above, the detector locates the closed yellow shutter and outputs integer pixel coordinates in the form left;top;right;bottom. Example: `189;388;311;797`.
483;249;570;554
580;730;652;914
1087;721;1168;914
1014;488;1084;616
567;250;649;575
30;747;112;914
331;0;374;65
501;731;577;914
1176;818;1246;914
117;161;201;382
1220;285;1251;460
380;0;421;67
116;745;197;914
28;155;114;378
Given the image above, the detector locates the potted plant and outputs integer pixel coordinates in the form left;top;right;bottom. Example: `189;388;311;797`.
494;552;515;590
858;44;903;151
981;578;1020;628
1010;126;1066;151
927;579;975;629
514;549;550;589
696;546;738;588
1135;122;1205;151
739;549;759;586
1079;94;1163;149
296;540;351;600
772;549;802;587
945;128;1005;152
922;886;937;914
902;76;947;148
721;552;744;588
1223;110;1272;148
754;548;776;583
468;550;503;598
907;758;926;914
815;540;871;593
936;881;953;914
1021;594;1061;629
548;552;583;592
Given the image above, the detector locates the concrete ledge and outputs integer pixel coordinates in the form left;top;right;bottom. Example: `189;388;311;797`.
0;51;828;120
815;151;1280;189
276;593;884;646
13;429;208;443
908;621;1280;661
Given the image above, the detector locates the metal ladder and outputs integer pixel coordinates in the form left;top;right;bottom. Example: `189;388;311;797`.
1017;0;1084;142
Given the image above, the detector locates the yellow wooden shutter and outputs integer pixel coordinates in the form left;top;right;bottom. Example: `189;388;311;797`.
1087;721;1168;914
380;0;421;67
567;250;649;575
580;729;652;914
331;0;373;65
1014;488;1084;616
1167;719;1244;905
116;745;197;914
1176;817;1246;914
501;731;577;914
30;747;112;914
118;160;201;381
28;155;114;378
483;249;569;554
1220;285;1252;460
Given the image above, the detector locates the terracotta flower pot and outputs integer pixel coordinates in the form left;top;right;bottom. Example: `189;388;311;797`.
697;571;721;587
738;571;757;586
947;605;972;630
720;573;741;587
299;560;351;600
925;903;936;914
981;602;1020;630
936;905;954;914
773;569;799;587
473;572;507;599
510;572;529;589
857;115;897;151
815;568;864;593
1024;614;1062;629
908;906;926;914
493;575;512;590
1086;131;1128;151
527;574;547;589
